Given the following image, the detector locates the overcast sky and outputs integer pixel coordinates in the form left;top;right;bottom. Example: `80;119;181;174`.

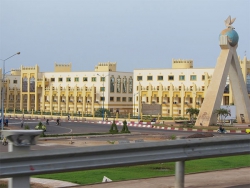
0;0;249;73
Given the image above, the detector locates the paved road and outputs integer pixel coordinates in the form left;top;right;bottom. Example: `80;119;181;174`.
4;119;235;136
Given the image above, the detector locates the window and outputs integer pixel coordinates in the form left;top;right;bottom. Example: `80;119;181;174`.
13;80;17;84
66;77;71;82
202;75;205;80
122;97;126;102
147;76;153;81
100;97;105;101
117;97;121;102
110;97;114;101
100;87;105;91
158;76;163;80
190;98;193;103
74;77;79;82
58;78;63;82
168;76;174;80
178;98;181;103
137;76;142;81
92;77;96;82
83;77;88;82
128;97;132;102
190;75;197;81
179;75;185;81
101;77;105;81
51;78;55;82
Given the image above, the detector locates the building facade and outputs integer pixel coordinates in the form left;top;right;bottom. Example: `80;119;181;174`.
133;56;250;118
0;62;133;115
1;56;249;119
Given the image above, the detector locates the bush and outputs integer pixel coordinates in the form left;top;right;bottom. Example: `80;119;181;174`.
174;117;188;120
109;120;119;134
95;108;111;117
121;120;130;133
169;134;176;140
160;117;174;120
35;122;46;132
24;125;30;130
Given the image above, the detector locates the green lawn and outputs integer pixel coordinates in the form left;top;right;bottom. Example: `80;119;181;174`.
35;154;250;185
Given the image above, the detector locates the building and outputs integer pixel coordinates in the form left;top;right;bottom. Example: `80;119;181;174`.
1;56;249;119
133;56;250;118
0;62;133;116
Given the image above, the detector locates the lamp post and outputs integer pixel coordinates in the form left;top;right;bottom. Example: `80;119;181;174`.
133;92;138;117
97;74;109;121
138;82;141;122
0;52;20;138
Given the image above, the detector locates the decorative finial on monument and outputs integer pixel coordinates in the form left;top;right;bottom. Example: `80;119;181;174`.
244;51;246;56
225;16;236;29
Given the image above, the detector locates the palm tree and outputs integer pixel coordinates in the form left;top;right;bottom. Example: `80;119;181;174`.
214;108;231;125
186;108;200;124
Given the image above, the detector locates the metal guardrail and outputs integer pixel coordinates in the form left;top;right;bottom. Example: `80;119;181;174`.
1;135;249;178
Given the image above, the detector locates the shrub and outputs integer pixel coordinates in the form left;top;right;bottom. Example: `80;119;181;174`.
160;117;174;120
109;120;118;134
174;117;188;120
24;125;30;130
169;134;176;140
121;120;130;133
35;122;46;136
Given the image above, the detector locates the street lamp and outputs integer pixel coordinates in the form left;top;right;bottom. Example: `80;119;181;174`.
133;92;138;117
97;74;109;121
0;52;20;137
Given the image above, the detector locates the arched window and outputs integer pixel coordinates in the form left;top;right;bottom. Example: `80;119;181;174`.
122;77;127;93
128;77;133;93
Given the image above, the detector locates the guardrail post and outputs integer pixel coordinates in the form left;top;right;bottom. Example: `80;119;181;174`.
175;160;185;188
8;143;30;188
2;130;42;188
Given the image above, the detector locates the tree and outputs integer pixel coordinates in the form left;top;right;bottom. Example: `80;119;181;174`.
186;108;200;124
214;108;231;125
121;120;130;133
109;120;119;134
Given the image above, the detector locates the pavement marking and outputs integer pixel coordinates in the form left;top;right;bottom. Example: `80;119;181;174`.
48;125;73;134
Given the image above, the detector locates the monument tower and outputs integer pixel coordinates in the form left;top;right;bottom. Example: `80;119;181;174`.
195;16;250;126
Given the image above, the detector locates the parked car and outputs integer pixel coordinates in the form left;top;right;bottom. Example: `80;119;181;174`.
246;129;250;134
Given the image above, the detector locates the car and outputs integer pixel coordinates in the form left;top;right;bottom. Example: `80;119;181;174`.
246;129;250;134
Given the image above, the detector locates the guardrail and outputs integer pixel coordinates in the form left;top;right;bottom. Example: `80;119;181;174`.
1;135;250;188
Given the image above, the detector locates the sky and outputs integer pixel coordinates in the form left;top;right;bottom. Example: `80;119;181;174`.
0;0;249;73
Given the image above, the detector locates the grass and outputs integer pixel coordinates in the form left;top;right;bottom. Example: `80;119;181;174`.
35;154;250;185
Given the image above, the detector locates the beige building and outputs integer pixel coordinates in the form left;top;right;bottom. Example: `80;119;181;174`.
133;57;250;118
0;62;133;116
0;56;249;119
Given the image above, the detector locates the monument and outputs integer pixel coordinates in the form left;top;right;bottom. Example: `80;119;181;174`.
195;16;250;126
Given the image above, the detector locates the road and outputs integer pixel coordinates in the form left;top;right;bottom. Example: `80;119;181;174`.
3;118;233;136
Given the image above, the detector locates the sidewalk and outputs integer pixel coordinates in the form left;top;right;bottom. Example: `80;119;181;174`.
64;167;250;188
1;165;249;188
